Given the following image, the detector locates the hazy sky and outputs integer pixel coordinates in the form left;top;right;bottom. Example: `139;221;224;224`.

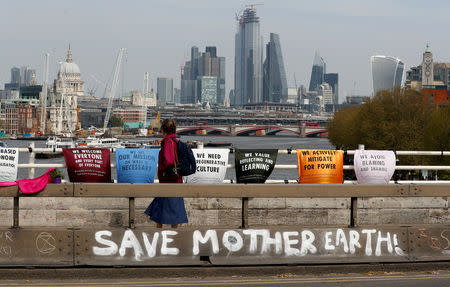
1;0;449;102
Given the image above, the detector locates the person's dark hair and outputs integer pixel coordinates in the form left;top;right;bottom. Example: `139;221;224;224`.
161;119;176;134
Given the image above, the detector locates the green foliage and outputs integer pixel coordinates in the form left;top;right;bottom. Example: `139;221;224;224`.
423;105;450;151
328;88;448;165
327;106;361;149
423;105;450;179
50;168;64;179
109;116;123;127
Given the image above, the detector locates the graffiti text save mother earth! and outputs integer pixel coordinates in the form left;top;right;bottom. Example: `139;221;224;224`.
93;228;405;261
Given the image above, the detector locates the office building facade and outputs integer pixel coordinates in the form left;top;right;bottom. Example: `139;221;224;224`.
309;51;326;92
11;67;20;84
235;7;263;105
324;73;339;105
197;76;218;104
371;55;404;96
181;46;225;105
263;33;288;103
157;77;173;106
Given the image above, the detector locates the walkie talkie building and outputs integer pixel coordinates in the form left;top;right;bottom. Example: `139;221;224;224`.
371;55;404;96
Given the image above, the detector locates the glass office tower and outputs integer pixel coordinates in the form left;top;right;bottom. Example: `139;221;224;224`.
309;51;326;92
234;8;263;105
263;33;288;103
371;55;404;96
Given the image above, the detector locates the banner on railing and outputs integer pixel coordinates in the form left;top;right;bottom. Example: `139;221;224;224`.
185;148;229;184
116;148;159;183
297;150;343;183
63;148;111;183
354;150;396;184
234;149;278;183
0;148;19;181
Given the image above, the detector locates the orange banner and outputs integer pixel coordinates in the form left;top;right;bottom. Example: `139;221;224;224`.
297;150;344;184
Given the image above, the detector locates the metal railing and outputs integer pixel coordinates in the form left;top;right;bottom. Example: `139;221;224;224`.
17;144;450;183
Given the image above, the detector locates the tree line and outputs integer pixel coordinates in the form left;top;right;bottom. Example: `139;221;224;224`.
327;88;449;178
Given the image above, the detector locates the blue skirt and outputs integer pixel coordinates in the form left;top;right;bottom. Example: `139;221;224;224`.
144;197;188;225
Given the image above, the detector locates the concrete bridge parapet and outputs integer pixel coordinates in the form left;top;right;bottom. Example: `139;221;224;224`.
0;183;449;266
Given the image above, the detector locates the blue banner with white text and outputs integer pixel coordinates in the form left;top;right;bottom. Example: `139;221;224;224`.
116;148;159;183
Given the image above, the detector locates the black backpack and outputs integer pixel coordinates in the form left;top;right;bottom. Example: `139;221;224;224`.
167;138;197;176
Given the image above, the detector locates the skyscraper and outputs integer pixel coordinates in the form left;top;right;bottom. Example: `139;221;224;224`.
309;51;326;92
371;55;404;95
10;67;20;84
263;33;288;103
197;76;218;104
181;46;225;104
190;46;200;81
157;77;173;106
23;68;36;86
234;7;263;105
324;73;339;104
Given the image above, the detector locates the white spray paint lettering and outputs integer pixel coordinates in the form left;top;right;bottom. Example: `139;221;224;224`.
283;231;300;256
362;229;376;256
222;230;244;252
92;228;405;259
119;229;144;261
193;230;219;255
161;231;179;255
142;232;159;258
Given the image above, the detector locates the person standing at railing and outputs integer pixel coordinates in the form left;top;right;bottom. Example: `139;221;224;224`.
144;119;188;228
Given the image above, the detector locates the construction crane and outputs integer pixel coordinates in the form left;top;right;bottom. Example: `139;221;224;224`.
39;53;49;134
148;112;161;136
103;48;126;130
142;72;149;128
245;3;263;9
236;4;263;26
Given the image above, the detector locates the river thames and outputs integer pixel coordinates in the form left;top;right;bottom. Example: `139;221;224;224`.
4;136;334;181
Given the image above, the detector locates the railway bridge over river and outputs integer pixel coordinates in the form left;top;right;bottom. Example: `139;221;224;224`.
176;124;327;137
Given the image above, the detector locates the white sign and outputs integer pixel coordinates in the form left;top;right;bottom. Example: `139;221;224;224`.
0;148;19;181
354;150;396;184
185;148;229;184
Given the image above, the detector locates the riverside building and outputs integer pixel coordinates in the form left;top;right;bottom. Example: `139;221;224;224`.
47;46;84;134
405;45;449;107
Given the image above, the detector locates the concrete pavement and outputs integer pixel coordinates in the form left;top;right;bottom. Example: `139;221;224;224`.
1;270;450;286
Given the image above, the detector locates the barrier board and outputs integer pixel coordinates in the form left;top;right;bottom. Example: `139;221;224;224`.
0;229;73;266
1;226;450;266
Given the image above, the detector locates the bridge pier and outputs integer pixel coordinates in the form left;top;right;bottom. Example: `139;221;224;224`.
300;123;306;138
229;125;236;136
255;129;266;136
196;129;207;135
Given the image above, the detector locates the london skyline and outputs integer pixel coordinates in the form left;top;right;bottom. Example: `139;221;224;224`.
1;0;449;102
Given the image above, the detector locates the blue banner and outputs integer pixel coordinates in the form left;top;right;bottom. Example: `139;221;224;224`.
116;148;159;183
